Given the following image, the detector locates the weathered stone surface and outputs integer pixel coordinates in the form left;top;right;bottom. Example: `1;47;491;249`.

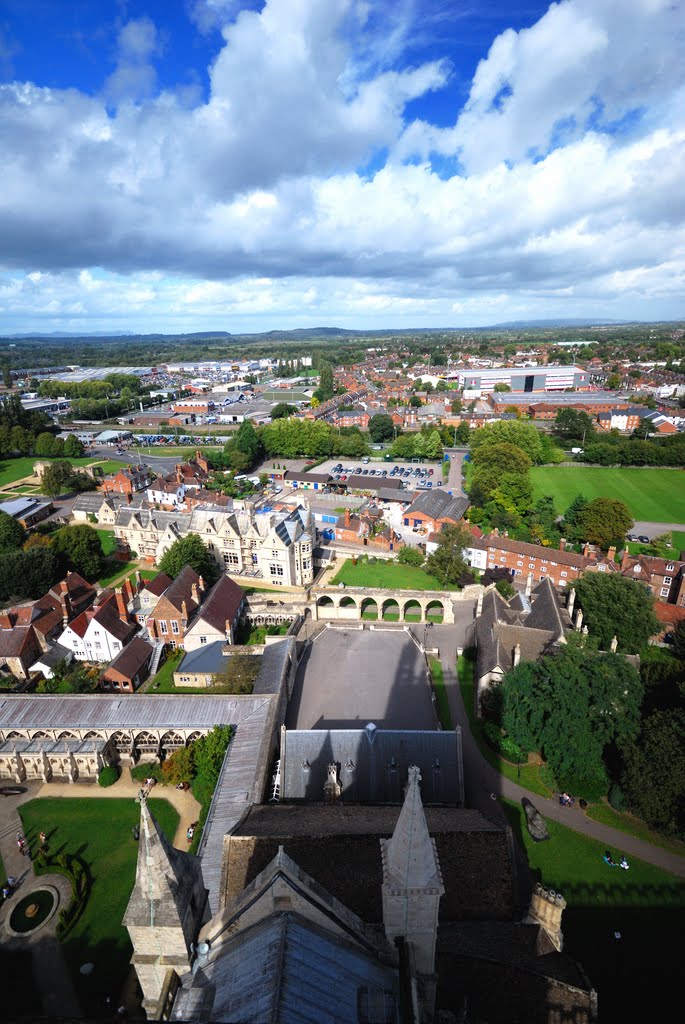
523;798;549;842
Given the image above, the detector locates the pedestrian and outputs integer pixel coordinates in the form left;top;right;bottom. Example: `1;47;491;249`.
16;831;23;843
39;831;47;845
2;885;10;900
7;876;16;888
619;856;630;870
603;850;617;867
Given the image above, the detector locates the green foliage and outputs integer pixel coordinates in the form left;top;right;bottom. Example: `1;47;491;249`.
495;577;515;599
397;546;425;567
622;709;685;838
672;621;685;661
368;413;395;442
608;783;628;812
192;725;234;788
64;434;85;457
211;654;261;694
501;640;643;792
131;763;162;783
574;573;659;653
0;547;62;602
574;496;633;548
469;420;546;464
260;416;334;458
0;508;26;551
555;408;595;442
483;722;527;763
270;402;297;420
97;765;119;788
425;522;472;585
158;533;220;586
52;524;104;580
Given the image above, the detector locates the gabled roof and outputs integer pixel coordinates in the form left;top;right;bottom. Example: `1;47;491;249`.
525;577;571;637
102;637;154;681
141;572;173;597
152;564;201;617
189;575;244;634
405;489;469;522
0;624;39;659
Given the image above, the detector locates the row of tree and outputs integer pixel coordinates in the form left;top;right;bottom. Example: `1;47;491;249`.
0;516;107;602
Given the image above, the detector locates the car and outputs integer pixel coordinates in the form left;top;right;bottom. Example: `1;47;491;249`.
340;475;347;481
381;469;387;476
638;535;650;544
361;469;368;475
428;468;434;476
626;534;638;542
427;481;433;488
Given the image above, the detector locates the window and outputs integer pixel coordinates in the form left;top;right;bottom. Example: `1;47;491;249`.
540;566;547;573
517;561;523;567
528;563;535;569
660;587;669;597
598;564;606;572
560;571;568;578
666;563;675;571
664;576;672;585
171;621;179;635
199;636;207;645
159;621;168;635
223;552;239;565
270;564;285;576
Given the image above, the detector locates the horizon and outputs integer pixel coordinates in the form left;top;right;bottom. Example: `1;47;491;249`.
1;1;684;334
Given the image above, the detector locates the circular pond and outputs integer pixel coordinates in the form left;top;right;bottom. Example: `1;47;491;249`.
9;888;56;934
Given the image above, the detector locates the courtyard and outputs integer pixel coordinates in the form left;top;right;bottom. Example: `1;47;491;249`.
286;628;437;730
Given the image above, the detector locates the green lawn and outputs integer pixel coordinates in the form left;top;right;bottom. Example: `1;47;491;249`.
18;796;179;1014
127;568;158;584
530;466;685;522
0;456;118;487
330;558;458;592
429;656;453;729
98;561;137;588
97;529;116;556
503;798;685;1022
586;802;685;857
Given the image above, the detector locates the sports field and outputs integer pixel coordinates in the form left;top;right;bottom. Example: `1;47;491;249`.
530;466;685;523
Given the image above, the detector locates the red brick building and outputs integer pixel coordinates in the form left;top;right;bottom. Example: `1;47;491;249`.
101;464;152;496
466;533;615;588
146;566;204;648
100;637;154;693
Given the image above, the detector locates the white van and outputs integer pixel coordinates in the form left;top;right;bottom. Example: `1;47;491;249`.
362;456;370;464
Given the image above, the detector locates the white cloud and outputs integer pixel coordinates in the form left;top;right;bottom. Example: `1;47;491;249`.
0;0;684;331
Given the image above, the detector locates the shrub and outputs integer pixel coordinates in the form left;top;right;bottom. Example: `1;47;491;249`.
131;763;162;783
483;721;526;763
397;547;425;567
608;783;628;812
98;765;119;788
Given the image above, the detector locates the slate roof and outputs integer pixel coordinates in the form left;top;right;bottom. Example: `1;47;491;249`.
281;725;462;804
253;638;295;695
153;564;201;616
175;641;227;677
31;643;73;670
283;470;331;484
175;911;398;1024
405;490;469;522
525;577;571;636
346;474;403;492
0;625;37;659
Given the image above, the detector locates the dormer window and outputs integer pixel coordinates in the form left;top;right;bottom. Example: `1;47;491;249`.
666;564;675;571
633;565;641;574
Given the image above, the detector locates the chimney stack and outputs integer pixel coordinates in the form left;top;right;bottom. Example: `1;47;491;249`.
344;508;351;528
198;575;205;594
191;583;199;604
607;545;617;562
476;589;484;616
525;573;533;597
559;537;566;551
114;588;128;622
135;569;142;590
513;642;521;667
524;882;566;953
181;599;188;624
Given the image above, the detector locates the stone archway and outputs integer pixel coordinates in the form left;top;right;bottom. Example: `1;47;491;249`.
403;599;422;623
360;597;378;620
339;596;358;619
382;598;400;621
426;599;444;623
317;595;335;617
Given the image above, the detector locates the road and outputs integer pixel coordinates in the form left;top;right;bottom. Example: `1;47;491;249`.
631;520;685;540
443;447;468;495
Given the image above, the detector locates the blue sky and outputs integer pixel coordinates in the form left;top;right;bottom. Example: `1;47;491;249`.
0;0;683;335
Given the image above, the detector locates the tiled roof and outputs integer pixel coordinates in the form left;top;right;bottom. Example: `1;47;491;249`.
190;575;244;633
471;534;594;569
102;637;154;680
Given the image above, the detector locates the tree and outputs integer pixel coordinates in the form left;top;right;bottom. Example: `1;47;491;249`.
211;654;260;694
0;509;26;551
425;523;472;586
64;434;84;457
35;431;57;457
450;397;463;414
270;402;297;420
555;409;595;442
192;725;234;786
397;546;425;567
672;620;685;661
40;460;77;497
493;383;511;392
471;442;532;476
622;709;685;837
52;525;104;580
501;640;643;791
409;395;422;408
161;745;195;785
469;421;545;464
232;420;263;465
435;379;448;392
562;494;589;540
573;573;659;653
158;533;220;586
426;430;443;459
3;366;13;389
314;360;335;402
574;497;633;549
0;547;61;602
368;414;395;443
606;373;621;390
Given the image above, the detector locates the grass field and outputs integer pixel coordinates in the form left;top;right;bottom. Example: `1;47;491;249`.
98;561;137;588
18;796;179;1014
330;558;458;592
429;656;453;729
503;799;685;1022
530;466;685;522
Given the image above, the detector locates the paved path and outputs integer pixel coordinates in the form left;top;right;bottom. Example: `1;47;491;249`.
631;520;685;539
433;625;685;883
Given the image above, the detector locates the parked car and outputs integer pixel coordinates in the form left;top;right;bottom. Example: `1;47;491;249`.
638;535;650;543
